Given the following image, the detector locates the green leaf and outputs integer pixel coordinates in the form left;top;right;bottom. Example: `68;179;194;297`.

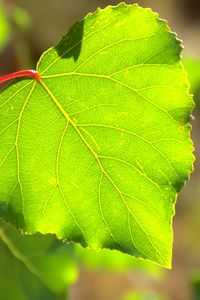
122;291;167;300
191;271;200;300
183;56;200;105
0;219;77;300
0;3;11;52
183;57;200;93
0;3;194;268
13;5;31;32
76;245;161;276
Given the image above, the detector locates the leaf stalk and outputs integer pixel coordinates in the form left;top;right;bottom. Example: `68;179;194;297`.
0;70;40;84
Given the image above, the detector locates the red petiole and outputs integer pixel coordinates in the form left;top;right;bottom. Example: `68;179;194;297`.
0;70;40;85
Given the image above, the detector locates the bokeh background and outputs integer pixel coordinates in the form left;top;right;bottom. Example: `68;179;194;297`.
0;1;200;299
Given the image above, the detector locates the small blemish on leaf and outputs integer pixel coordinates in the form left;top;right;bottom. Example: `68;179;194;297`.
48;178;57;186
178;123;185;131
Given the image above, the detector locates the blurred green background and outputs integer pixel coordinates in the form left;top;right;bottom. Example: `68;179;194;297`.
0;0;200;299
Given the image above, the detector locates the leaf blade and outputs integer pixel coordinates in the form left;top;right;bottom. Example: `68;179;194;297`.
0;3;194;268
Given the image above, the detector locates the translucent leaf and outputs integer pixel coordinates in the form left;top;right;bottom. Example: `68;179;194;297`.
0;3;194;268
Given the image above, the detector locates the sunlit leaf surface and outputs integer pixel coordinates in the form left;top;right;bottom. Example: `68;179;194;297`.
0;3;194;268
